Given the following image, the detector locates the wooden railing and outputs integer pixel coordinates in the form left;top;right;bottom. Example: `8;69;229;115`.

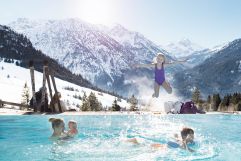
0;99;31;109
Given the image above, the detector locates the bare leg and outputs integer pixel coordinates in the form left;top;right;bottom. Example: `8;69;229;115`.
152;82;160;97
162;81;172;94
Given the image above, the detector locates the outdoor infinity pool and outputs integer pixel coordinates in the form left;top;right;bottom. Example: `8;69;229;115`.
0;114;240;161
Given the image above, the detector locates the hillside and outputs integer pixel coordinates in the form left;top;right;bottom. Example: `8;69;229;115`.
0;60;129;110
0;25;91;88
174;38;241;98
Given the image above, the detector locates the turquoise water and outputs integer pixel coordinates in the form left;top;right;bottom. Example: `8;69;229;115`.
0;114;240;161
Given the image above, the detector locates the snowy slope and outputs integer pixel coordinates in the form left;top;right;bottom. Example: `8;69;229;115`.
0;60;129;110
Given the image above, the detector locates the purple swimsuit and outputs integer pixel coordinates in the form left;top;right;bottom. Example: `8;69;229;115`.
155;64;165;85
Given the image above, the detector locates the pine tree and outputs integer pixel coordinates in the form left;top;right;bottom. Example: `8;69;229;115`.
230;93;239;104
219;95;230;111
212;94;221;111
15;61;20;66
88;92;102;111
81;92;90;111
98;102;103;111
192;87;201;103
237;103;241;111
21;82;30;110
221;95;230;106
129;95;138;111
112;98;121;111
207;95;211;104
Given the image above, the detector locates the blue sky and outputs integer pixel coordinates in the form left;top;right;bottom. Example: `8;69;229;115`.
1;0;241;48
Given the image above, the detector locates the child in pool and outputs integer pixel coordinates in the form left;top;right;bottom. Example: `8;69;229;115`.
134;53;187;98
67;120;78;137
127;127;195;152
151;127;195;152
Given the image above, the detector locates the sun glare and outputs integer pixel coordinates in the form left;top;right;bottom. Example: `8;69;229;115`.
78;0;114;25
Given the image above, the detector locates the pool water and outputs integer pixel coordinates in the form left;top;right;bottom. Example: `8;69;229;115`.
0;114;240;161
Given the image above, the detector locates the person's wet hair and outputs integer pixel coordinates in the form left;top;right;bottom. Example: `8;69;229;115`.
181;128;194;140
49;118;64;130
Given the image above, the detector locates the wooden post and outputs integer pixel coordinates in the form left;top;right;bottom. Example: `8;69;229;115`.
29;60;37;112
49;69;62;113
41;61;48;112
0;99;3;108
45;63;54;112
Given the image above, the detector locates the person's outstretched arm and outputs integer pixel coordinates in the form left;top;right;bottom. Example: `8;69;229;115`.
164;59;188;66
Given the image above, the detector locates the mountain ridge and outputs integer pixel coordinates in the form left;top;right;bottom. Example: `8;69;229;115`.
9;18;182;96
173;38;241;98
0;24;124;98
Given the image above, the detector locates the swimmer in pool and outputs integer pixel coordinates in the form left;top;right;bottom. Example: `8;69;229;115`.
127;127;195;152
67;120;78;137
49;118;67;139
151;127;195;152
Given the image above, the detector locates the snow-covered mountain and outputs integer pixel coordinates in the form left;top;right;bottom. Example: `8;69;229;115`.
8;18;181;96
184;42;229;67
162;38;205;58
0;60;129;110
0;24;91;89
162;39;229;68
0;24;130;105
173;38;241;98
9;18;128;83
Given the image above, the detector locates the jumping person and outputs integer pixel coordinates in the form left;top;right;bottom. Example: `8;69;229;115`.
134;53;187;98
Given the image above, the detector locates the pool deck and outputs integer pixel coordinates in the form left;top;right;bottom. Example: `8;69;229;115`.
0;108;240;115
